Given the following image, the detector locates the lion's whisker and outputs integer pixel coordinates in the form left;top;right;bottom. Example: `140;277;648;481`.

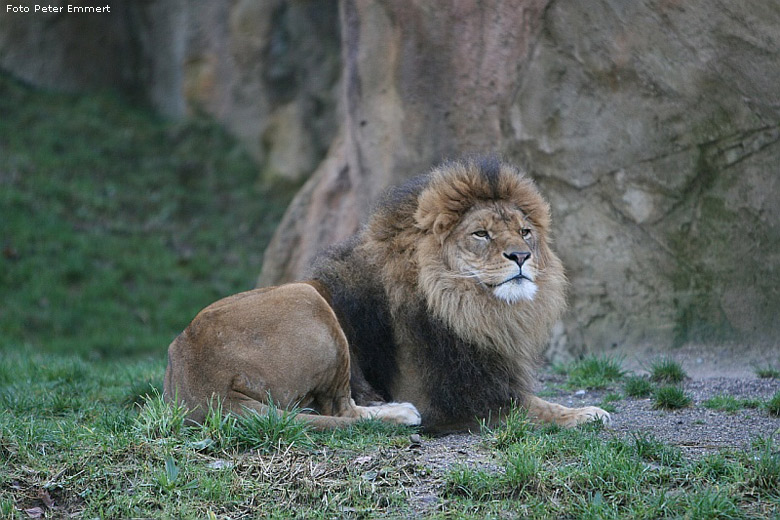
451;271;481;280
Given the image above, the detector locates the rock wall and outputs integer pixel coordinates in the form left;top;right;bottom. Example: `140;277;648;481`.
169;0;341;181
509;0;780;355
260;0;780;358
258;0;549;284
0;0;341;182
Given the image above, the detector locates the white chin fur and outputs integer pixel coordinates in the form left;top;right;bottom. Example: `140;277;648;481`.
493;279;538;303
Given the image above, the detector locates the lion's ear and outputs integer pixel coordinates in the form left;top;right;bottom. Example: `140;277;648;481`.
431;213;458;238
412;191;436;232
413;198;457;239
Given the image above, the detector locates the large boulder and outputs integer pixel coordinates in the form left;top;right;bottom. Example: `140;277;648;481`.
260;0;780;358
509;0;780;355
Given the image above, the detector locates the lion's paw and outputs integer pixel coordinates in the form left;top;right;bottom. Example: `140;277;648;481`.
569;406;611;428
368;402;422;426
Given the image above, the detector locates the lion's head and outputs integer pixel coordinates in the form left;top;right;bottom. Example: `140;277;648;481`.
413;158;557;305
432;201;543;304
365;156;566;355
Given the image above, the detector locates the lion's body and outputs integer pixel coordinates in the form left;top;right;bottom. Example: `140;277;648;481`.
164;282;420;428
164;157;609;431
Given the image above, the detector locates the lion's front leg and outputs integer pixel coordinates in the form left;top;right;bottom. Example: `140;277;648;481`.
352;402;421;425
526;395;611;428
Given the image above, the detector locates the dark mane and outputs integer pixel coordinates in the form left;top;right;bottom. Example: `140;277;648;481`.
312;155;562;431
400;302;527;429
311;237;397;402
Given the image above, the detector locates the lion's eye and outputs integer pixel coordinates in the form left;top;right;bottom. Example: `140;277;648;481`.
521;228;532;238
472;230;490;239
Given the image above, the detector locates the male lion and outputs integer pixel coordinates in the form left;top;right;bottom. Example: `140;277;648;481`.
164;157;610;432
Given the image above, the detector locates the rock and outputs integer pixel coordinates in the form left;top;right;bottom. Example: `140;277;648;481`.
261;0;780;358
172;0;341;181
0;2;138;92
511;0;780;355
259;0;549;282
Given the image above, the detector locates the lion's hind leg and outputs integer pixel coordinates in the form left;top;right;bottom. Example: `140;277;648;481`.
224;394;357;430
242;401;421;430
526;395;611;428
170;282;422;431
311;390;420;427
227;381;420;430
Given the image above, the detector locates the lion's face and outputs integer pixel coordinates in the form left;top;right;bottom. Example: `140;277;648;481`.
442;203;540;304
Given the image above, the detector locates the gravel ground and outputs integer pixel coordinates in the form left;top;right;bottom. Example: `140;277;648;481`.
401;362;780;513
545;375;780;455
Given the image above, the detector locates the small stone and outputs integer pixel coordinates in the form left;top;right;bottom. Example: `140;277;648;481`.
207;459;233;470
409;434;423;446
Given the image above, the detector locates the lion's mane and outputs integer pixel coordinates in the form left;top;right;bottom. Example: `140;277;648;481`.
312;156;567;430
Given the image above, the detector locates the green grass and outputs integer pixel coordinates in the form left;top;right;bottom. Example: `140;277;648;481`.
0;73;298;359
755;366;780;379
653;385;692;410
555;355;625;389
444;449;541;502
482;402;535;450
599;392;621;413
0;347;421;518
702;394;761;413
631;432;683;466
442;417;777;519
767;391;780;417
3;348;779;518
623;375;654;397
649;357;688;384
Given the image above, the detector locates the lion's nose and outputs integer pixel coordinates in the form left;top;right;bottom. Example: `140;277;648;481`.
504;251;531;267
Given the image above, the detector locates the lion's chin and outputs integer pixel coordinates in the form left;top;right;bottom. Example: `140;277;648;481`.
492;279;538;304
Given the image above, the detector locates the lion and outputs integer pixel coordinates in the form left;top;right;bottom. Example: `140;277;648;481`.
164;156;610;432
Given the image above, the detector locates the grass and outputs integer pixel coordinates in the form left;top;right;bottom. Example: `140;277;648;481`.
0;73;298;359
653;385;693;410
555;355;625;389
623;375;654;397
443;420;777;519
649;357;688;384
0;347;420;518
3;351;779;518
599;392;622;413
755;366;780;379
767;391;780;417
702;394;761;413
1;74;779;518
